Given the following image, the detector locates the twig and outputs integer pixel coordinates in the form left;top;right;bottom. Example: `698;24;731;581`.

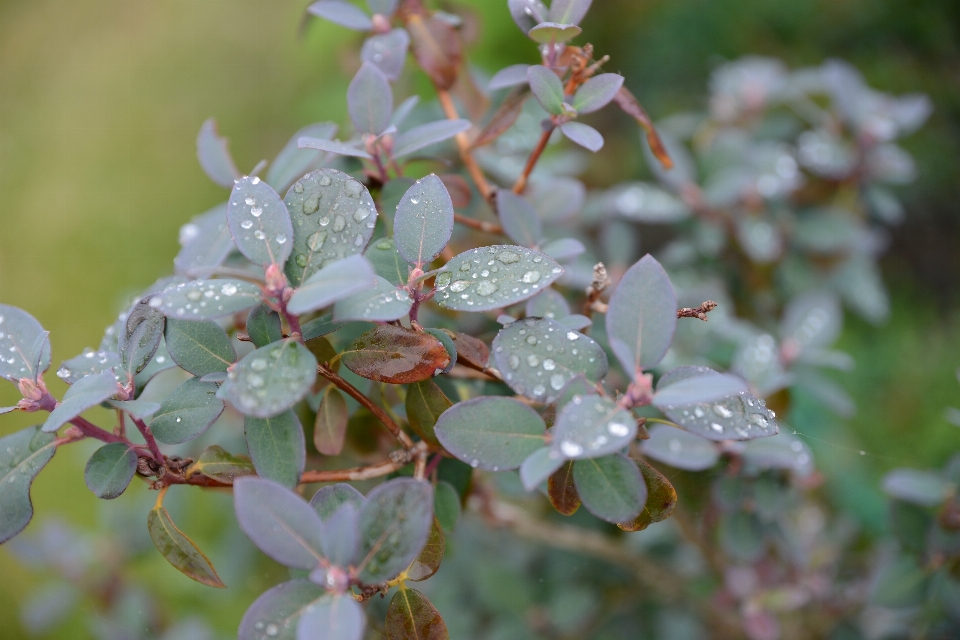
316;365;415;449
677;300;718;321
436;89;492;201
512;126;554;194
132;417;164;463
302;442;428;484
454;213;503;235
69;416;127;445
581;262;611;328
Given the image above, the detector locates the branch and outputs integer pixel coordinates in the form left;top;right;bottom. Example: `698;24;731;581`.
581;262;611;328
132;417;164;463
677;300;718;321
436;89;493;201
512;125;554;194
69;416;127;445
454;212;502;235
316;365;415;449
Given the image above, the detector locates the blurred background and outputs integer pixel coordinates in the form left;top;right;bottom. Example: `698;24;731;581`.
1;0;958;637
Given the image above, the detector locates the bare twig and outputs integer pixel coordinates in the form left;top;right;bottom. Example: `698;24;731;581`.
677;300;718;321
316;365;415;449
436;89;492;201
454;212;503;235
512;126;554;194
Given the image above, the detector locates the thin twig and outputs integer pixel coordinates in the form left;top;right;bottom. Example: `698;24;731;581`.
316;365;415;449
301;442;428;484
454;213;503;235
677;300;718;321
69;416;127;445
512;126;554;194
436;89;492;201
132;417;164;463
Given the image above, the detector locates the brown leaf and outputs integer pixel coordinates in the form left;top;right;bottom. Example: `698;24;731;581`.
407;518;445;581
314;387;349;455
613;87;673;169
449;332;489;370
148;504;225;588
470;87;529;149
385;586;449;640
618;458;677;532
407;14;461;90
438;174;472;209
548;460;580;516
341;325;450;384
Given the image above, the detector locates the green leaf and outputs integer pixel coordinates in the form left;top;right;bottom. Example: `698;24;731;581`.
392;119;470;159
520;447;565;491
118;296;165;377
227;176;294;267
779;291;842;352
527;66;565;115
0;426;57;543
283;168;379;287
366;238;410;286
188;445;255;483
385;587;449;640
618;458;677;531
342;325;450;384
423;328;456;374
433;481;461;533
356;478;435;583
434;245;564;312
266;122;338;193
301;314;346;341
83;443;137;500
244;410;306;489
348;61;393;135
332;275;413;322
573;454;646;523
150;378;224;445
572;73;623;114
718;511;765;562
525;288;570;319
55;350;122;385
605;254;677;377
560;122;604;152
527;22;582;44
164;318;236;377
42;370;117;433
434;396;546;471
652;367;748;407
497;190;542;247
362;28;410;82
552;396;636;460
393;174;454;267
196;118;239;188
297;594;366;640
239;579;324;640
246;304;282;348
134;338;177;390
882;469;951;507
148;502;226;587
152;279;262;320
287;255;377;315
234;477;325;569
310;483;366;520
220;339;317;418
407;518;445;582
741;433;813;476
548;460;580;515
174;203;234;279
314;387;349;455
405;380;451;446
641;424;719;471
106;399;160;420
548;0;591;25
491;317;607;404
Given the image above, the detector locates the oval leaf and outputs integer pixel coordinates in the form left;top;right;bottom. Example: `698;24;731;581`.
560;122;604;152
385;588;449;640
508;0;547;32
221;340;317;418
307;0;373;30
393;119;471;159
165;318;236;377
118;296;165;377
366;238;409;286
228;176;294;267
641;424;719;471
266;122;338;193
449;332;489;370
489;64;530;90
882;469;951;507
573;73;623;114
332;275;413;321
0;426;57;543
314;387;349;456
394;175;454;266
152;279;262;320
196;118;239;188
548;460;580;516
525;288;570;320
341;325;449;384
407;14;461;90
234;477;325;569
150;378;225;445
246;304;283;348
407;518;445;582
288;255;377;315
497;190;542;247
42;370;117;433
239;580;324;640
653;369;748;407
540;238;585;262
310;483;366;520
148;504;225;587
527;65;565;115
174;203;234;279
527;22;582;44
405;380;451;446
245;410;306;489
573;453;646;523
297;594;366;640
361;29;410;81
348;62;393;135
433;481;461;533
434;396;545;471
553;396;636;460
548;0;592;25
298;136;372;159
56;350;122;386
520;447;565;491
618;458;677;531
84;443;137;500
356;478;434;583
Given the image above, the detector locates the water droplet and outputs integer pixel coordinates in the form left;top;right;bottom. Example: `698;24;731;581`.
710;422;724;433
566;332;579;341
186;289;202;302
476;281;499;296
293;181;304;194
250;176;261;185
521;270;541;283
497;250;520;264
435;272;452;289
668;438;681;454
532;383;546;396
560;441;583;457
542;358;556;371
318;174;332;186
449;280;470;293
525;335;537;345
245;197;256;206
332;215;346;232
295;254;308;267
318;215;330;227
509;355;520;370
354;233;364;247
276;234;287;244
459;262;472;272
302;195;320;214
265;624;278;637
240;220;253;230
307;231;327;251
254;230;266;240
526;354;540;367
353;207;370;222
250;206;263;217
693;407;705;418
712;404;733;418
470;459;479;468
550;374;565;390
410;197;420;205
221;283;238;296
345;180;362;197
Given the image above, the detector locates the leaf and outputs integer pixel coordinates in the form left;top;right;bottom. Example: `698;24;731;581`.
288;255;377;315
196;118;239;188
407;518;445;581
870;556;929;608
407;14;461;90
615;86;673;169
433;481;461;533
164;318;236;377
83;443;137;500
297;594;366;640
741;433;814;476
434;245;564;312
497;191;542;247
356;478;434;583
366;238;409;286
471;86;529;149
520;447;565;491
152;279;262;320
332;276;413;322
393;120;471;160
560;122;603;152
318;502;361;566
368;0;397;15
449;332;489;370
390;177;454;270
406;380;451;446
284;169;379;287
42;370;117;433
652;371;748;407
540;238;585;262
526;177;585;222
0;426;57;543
348;62;393;135
244;304;282;349
228;176;294;267
507;0;547;32
134;338;177;389
434;396;545;471
302;314;347;341
245;410;306;489
341;325;449;384
56;350;122;385
527;22;581;44
266;122;339;193
314;387;349;455
573;454;646;523
297;136;372;159
106;399;160;420
310;483;365;520
117;296;165;377
385;587;449;640
718;511;765;562
361;28;410;81
548;460;580;515
234;477;325;569
188;445;255;483
239;580;325;640
882;469;951;507
174;203;234;279
220;340;317;418
491;317;607;404
780;291;843;352
525;288;569;319
548;0;592;25
618;458;677;531
150;378;224;445
605;254;677;377
489;64;530;90
572;73;623;114
527;66;565;115
552;396;636;460
307;0;372;31
148;502;225;587
640;425;718;471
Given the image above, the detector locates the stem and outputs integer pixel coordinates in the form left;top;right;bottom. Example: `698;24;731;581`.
69;417;127;444
132;417;164;463
436;88;493;201
453;213;503;235
316;365;415;449
512;125;554;194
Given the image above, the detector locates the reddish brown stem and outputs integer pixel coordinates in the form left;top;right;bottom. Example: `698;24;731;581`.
512;126;554;194
453;213;503;235
436;89;492;201
316;365;415;449
132;417;164;463
69;416;128;445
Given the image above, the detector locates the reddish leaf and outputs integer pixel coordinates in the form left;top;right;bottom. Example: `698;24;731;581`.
548;460;580;516
438;174;472;209
449;332;489;370
385;587;449;640
471;87;529;149
618;458;677;532
613;87;673;169
341;325;451;384
406;14;461;90
406;518;445;582
314;387;349;455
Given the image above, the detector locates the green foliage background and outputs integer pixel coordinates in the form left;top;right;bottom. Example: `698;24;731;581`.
0;0;958;636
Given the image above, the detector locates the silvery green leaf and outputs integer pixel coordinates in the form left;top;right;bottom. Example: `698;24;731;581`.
641;424;718;471
540;238;585;261
492;317;607;404
174;203;234;278
606;182;690;223
307;0;372;31
489;64;530;90
526;177;585;222
107;400;160;421
84;443;137;500
741;432;813;476
392;119;471;159
554;374;598;410
333;276;412;322
298;136;372;159
266;122;338;193
527;65;565;115
134;338;177;391
220;340;317;418
165;318;235;377
780;291;842;351
393;174;454;265
0;426;57;543
152;280;262;320
390;95;420;128
573;73;623;114
0;407;16;415
882;469;951;507
368;0;398;15
520;447;565;491
434;396;546;471
297;594;365;640
234;478;324;569
508;0;547;33
228;176;294;267
118;296;165;377
283;169;379;287
653;370;748;407
365;237;409;286
239;580;324;640
605;254;677;377
348;62;392;135
356;478;434;583
527;22;582;44
561;122;603;152
42;371;117;433
301;315;346;341
573;453;646;523
245;410;306;489
434;245;564;312
0;304;51;382
557;315;591;331
200;372;227;383
246;304;283;348
553;396;636;460
56;350;121;386
525;288;570;319
287;255;377;315
361;29;409;81
497;190;542;247
196;118;239;188
310;483;366;521
150;378;225;445
548;0;592;25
